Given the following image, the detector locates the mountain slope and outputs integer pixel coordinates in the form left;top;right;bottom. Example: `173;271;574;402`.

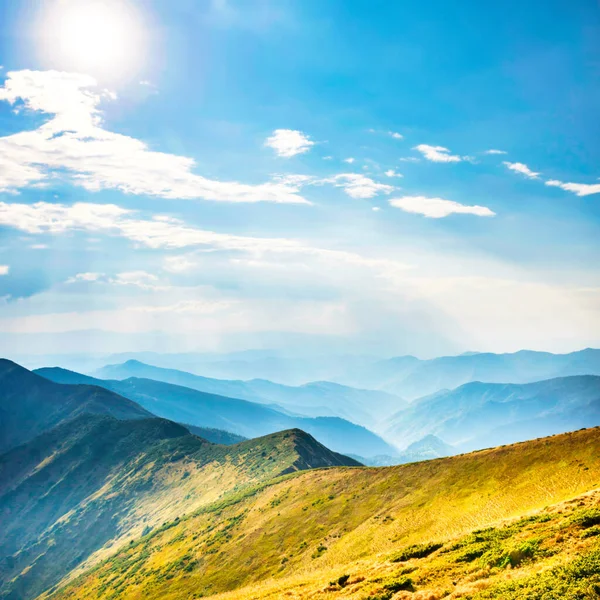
385;375;600;449
49;426;600;600
36;367;398;457
92;360;406;425
336;348;600;399
0;414;358;600
0;359;151;453
34;367;247;445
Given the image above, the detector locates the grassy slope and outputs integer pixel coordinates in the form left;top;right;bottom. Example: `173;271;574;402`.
0;415;357;600
50;427;600;600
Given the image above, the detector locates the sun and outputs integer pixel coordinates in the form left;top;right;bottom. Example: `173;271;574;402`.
34;0;149;82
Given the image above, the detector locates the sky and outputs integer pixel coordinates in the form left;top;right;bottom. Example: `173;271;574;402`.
0;0;599;358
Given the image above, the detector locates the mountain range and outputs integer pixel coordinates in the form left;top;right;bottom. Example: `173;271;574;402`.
35;365;397;457
0;395;358;599
384;374;600;449
336;347;600;399
92;359;406;426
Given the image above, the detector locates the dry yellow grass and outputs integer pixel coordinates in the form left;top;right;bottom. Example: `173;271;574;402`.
49;427;600;600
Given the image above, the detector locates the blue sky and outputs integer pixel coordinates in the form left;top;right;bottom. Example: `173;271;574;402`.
0;0;599;358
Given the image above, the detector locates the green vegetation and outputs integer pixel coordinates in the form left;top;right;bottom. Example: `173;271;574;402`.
48;426;600;600
0;413;356;600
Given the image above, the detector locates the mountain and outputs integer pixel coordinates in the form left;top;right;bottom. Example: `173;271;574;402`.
0;413;359;600
385;375;600;449
92;360;406;426
335;348;600;399
49;426;600;600
36;367;398;457
0;359;151;453
350;434;453;466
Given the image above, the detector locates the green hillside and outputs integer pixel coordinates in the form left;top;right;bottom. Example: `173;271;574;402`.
0;359;151;453
49;426;600;600
0;415;358;600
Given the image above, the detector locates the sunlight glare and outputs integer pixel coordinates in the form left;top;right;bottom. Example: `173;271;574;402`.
35;0;148;82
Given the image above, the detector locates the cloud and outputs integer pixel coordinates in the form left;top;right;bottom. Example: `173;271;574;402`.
0;200;412;276
503;161;540;179
545;179;600;197
0;265;9;275
484;149;507;155
399;157;420;163
264;129;314;158
110;271;165;290
389;196;495;218
389;131;403;139
0;70;310;204
384;169;402;178
324;174;394;199
66;272;104;283
343;157;355;164
414;144;462;163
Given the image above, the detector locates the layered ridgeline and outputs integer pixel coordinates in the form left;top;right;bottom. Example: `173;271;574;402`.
36;366;397;457
91;359;406;427
384;375;600;450
335;347;600;399
48;427;600;600
0;359;152;453
0;412;358;600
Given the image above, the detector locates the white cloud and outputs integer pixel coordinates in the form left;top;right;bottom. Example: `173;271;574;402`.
484;149;507;155
264;129;314;158
414;144;462;163
323;156;333;160
0;265;9;275
389;131;403;139
0;70;310;204
66;272;104;283
384;169;402;178
399;157;420;163
545;179;600;197
372;207;381;212
343;157;355;164
324;173;394;199
0;200;412;276
390;196;495;218
503;161;540;179
110;271;164;290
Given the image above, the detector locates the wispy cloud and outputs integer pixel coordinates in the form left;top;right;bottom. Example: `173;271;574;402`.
0;200;412;276
343;157;355;164
110;271;165;290
389;196;495;218
0;265;9;275
389;131;403;139
384;169;402;177
484;149;507;155
324;173;394;199
545;179;600;197
414;144;462;163
503;161;540;179
66;272;104;283
264;128;314;158
0;70;310;204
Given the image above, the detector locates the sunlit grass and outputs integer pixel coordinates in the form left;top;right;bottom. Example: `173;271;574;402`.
49;427;600;599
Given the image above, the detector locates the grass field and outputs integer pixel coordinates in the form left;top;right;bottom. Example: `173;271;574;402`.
48;427;600;600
